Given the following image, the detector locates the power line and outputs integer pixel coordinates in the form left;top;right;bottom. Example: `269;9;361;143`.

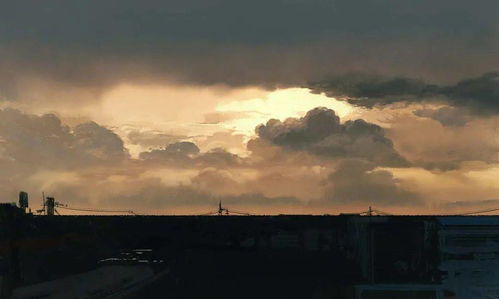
358;206;499;216
49;202;499;217
199;211;218;216
372;209;392;216
198;202;252;216
454;207;499;216
57;206;138;215
229;209;251;216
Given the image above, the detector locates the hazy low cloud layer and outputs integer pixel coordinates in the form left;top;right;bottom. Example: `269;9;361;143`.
0;107;426;212
324;159;420;205
384;110;499;171
2;106;499;213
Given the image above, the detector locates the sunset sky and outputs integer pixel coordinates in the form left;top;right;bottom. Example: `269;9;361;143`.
0;0;498;214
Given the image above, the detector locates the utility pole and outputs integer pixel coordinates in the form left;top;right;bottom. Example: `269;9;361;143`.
368;206;375;284
217;201;229;215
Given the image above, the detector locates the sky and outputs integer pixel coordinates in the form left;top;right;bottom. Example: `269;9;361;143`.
0;0;498;215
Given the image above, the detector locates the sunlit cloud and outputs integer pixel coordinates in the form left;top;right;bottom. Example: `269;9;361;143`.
215;88;354;135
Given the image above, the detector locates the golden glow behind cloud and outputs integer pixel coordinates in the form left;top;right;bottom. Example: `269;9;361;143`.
215;88;354;135
88;85;355;156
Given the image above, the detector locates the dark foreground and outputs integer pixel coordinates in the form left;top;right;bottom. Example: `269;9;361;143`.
2;208;499;298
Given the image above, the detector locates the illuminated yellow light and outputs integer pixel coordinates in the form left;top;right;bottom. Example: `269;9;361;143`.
216;87;354;135
96;84;354;155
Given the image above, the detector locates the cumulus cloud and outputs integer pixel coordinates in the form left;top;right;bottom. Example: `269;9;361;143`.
0;108;129;205
0;109;297;211
255;107;407;167
0;108;128;169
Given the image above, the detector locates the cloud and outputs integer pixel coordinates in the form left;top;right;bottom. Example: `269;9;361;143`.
0;108;130;204
139;142;244;168
310;74;438;102
156;141;200;155
139;141;200;165
202;112;253;124
0;0;497;105
72;122;129;161
1;0;498;213
309;72;499;115
443;72;499;115
444;198;499;210
4;107;499;213
0;108;128;169
384;111;499;170
127;130;187;149
194;131;247;154
255;107;407;166
48;175;302;213
324;159;420;206
195;148;244;167
413;106;472;127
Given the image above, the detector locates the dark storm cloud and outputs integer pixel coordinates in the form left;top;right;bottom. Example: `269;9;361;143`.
255;107;407;166
310;72;499;115
443;72;499;114
3;0;496;45
309;74;438;103
0;0;497;99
